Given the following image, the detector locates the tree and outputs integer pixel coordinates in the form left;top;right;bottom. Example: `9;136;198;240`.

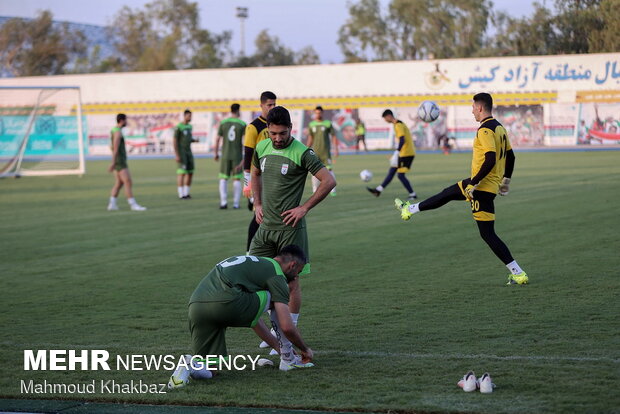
109;0;231;71
230;30;319;67
588;0;620;52
252;29;296;66
338;0;491;62
295;46;321;65
0;11;86;77
486;0;618;56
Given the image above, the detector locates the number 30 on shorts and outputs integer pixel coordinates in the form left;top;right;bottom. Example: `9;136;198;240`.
470;200;480;212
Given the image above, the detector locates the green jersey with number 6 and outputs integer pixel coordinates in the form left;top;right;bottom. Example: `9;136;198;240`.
189;255;290;305
218;117;246;163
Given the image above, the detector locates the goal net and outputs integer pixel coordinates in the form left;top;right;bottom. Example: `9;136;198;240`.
0;86;86;177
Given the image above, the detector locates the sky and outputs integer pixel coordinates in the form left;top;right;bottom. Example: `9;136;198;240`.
0;0;537;64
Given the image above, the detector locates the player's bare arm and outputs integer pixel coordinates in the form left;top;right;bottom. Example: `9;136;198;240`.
173;130;181;163
332;134;339;157
273;302;313;362
213;134;222;161
252;319;280;352
306;131;314;148
281;167;336;227
108;130;121;173
251;164;263;223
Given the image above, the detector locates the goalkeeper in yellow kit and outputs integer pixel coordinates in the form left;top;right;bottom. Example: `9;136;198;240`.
395;93;528;285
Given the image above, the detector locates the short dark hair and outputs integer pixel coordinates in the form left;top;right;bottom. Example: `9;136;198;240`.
116;113;126;123
184;109;192;115
278;244;307;265
382;109;393;117
231;103;240;113
315;106;323;111
260;91;277;103
473;93;493;112
266;106;291;127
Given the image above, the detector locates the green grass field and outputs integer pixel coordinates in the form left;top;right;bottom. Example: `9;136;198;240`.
1;151;619;414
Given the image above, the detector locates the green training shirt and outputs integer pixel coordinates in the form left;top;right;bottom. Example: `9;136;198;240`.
308;120;333;161
175;123;193;154
218;117;246;162
253;138;324;231
189;255;290;304
110;126;127;165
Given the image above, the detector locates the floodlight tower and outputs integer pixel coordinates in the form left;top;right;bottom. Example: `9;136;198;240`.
236;7;249;56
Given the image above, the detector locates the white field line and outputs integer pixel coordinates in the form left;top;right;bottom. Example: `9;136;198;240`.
317;349;620;363
3;342;618;364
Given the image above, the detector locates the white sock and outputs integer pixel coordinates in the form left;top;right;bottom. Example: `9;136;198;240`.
127;197;137;206
177;186;183;198
109;196;117;205
270;307;293;360
506;260;524;275
407;203;420;214
219;179;227;206
330;171;336;193
311;176;319;193
291;312;299;326
183;185;190;197
233;180;242;207
376;185;384;192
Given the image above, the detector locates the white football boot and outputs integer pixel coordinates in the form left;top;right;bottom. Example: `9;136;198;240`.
457;371;477;392
479;372;495;393
167;355;191;389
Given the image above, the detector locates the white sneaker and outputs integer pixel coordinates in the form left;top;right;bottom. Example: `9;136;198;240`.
279;353;314;371
457;371;477;392
107;203;118;211
167;355;191;389
479;372;495;394
130;203;147;211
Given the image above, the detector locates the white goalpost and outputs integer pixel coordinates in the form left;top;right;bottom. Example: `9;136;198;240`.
0;86;86;177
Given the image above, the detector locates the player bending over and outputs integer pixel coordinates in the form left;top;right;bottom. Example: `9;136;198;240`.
168;245;314;389
395;93;528;285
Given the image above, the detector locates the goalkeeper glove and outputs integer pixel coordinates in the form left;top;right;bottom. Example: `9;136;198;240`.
499;177;511;196
389;151;399;167
464;183;478;201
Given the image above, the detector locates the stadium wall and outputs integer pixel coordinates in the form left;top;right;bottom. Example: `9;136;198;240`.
0;53;618;154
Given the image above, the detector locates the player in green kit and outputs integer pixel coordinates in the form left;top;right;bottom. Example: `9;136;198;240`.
214;103;246;209
107;113;146;211
250;106;336;353
307;106;338;196
167;245;314;389
174;109;198;199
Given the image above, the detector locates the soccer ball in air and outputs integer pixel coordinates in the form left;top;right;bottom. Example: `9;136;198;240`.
360;169;373;182
418;101;440;123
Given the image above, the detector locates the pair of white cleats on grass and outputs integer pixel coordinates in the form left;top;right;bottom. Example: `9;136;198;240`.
457;371;495;393
107;203;147;211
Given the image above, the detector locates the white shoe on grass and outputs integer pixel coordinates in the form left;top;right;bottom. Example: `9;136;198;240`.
167;355;191;389
107;204;118;211
279;354;314;371
457;371;477;392
130;203;147;211
479;372;495;393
